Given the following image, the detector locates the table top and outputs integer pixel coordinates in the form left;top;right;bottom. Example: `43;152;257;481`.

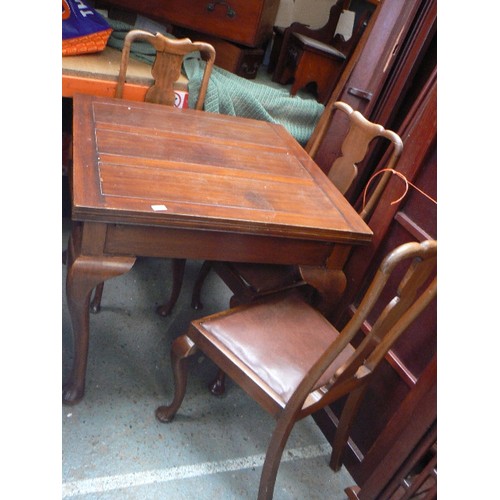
72;93;372;245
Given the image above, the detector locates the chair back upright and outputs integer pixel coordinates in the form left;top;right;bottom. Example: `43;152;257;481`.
116;29;216;109
289;239;437;471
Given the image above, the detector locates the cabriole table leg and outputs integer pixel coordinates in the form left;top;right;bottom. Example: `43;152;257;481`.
63;245;135;404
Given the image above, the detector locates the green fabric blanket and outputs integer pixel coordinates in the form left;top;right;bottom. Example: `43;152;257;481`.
107;20;324;145
183;55;324;145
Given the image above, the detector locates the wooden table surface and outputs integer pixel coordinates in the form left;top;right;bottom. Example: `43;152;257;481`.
64;93;372;404
73;94;371;245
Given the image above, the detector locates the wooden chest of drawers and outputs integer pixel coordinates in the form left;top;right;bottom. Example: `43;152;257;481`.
174;27;265;79
102;0;280;47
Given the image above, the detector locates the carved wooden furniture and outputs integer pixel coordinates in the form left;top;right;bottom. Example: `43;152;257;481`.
269;0;350;81
307;0;438;488
287;20;367;104
63;93;373;405
86;29;215;316
156;240;437;500
276;11;370;104
327;69;437;489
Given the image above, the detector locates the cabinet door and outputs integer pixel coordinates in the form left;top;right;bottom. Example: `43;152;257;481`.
310;0;437;486
314;69;437;485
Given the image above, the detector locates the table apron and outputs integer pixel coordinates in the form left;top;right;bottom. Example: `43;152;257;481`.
101;223;335;267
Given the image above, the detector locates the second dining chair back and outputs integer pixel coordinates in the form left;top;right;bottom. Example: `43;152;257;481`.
188;101;403;313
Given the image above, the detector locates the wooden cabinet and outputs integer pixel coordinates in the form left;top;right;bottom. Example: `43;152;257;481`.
101;0;280;47
309;0;437;494
172;27;266;79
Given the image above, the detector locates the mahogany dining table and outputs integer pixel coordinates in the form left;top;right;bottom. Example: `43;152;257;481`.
63;93;372;404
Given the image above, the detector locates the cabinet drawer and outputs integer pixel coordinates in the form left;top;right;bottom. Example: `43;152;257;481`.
176;28;265;79
103;0;280;47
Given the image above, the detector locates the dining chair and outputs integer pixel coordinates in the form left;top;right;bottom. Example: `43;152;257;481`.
269;1;370;104
183;101;403;396
88;29;216;315
188;101;403;314
269;0;350;81
156;239;437;500
281;11;369;104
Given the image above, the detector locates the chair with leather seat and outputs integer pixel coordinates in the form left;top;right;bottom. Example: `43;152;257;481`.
189;101;403;314
186;101;403;396
88;29;215;316
156;239;437;500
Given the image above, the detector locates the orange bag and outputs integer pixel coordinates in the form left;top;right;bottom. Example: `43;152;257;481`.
62;0;112;56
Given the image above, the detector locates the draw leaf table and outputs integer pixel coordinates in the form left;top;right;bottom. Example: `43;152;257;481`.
63;93;372;404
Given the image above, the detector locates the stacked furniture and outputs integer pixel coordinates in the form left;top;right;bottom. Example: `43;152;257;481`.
100;0;280;78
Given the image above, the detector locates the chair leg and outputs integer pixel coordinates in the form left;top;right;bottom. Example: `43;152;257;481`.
267;29;284;75
191;260;213;310
155;334;199;423
276;58;295;86
289;53;310;97
208;368;226;396
156;258;186;317
90;282;104;314
258;414;296;500
329;385;367;471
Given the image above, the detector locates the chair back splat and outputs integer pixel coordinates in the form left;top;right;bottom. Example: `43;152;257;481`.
116;30;215;109
327;102;403;196
156;240;437;499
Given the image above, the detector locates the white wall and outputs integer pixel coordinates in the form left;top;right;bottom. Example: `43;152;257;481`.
274;0;354;40
275;0;339;29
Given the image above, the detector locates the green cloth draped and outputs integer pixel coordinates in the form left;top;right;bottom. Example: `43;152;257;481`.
106;19;324;145
183;55;324;145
